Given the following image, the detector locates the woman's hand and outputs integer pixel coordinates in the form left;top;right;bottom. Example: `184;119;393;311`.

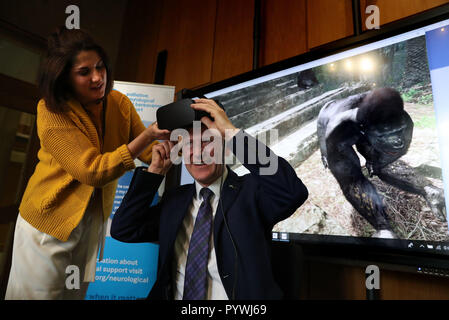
145;121;171;141
128;122;170;160
148;140;174;175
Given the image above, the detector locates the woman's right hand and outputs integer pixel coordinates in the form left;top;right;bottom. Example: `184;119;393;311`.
148;140;174;175
127;122;170;160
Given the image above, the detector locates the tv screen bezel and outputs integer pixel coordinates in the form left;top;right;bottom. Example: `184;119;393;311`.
186;5;449;271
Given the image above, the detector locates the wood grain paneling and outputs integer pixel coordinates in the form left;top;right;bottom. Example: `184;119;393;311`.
380;269;449;300
211;0;255;83
156;0;217;91
115;0;162;83
259;0;308;67
307;262;366;299
307;0;354;49
360;0;449;30
307;260;449;299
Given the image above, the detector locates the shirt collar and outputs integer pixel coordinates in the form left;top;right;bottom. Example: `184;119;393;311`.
194;166;228;200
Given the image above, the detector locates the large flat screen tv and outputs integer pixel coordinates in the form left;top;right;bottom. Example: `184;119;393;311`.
188;9;449;275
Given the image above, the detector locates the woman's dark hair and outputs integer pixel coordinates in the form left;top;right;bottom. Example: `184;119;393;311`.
38;27;113;113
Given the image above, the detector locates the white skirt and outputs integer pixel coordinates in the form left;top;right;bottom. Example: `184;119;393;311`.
5;191;107;300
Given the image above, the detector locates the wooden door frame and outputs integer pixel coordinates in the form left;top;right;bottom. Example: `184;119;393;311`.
0;19;44;297
0;73;40;219
0;73;41;298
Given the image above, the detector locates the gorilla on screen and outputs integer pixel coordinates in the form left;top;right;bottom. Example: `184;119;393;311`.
317;88;446;239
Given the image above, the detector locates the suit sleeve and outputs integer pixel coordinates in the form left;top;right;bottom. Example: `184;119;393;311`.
230;130;309;226
110;167;164;243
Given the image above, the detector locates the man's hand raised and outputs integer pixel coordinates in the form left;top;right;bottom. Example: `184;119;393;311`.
191;99;239;140
148;140;175;175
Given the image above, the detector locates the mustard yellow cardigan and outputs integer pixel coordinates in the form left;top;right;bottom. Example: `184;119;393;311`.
19;90;157;241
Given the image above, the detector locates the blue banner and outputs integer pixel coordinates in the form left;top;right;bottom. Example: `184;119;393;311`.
85;81;174;300
426;26;449;222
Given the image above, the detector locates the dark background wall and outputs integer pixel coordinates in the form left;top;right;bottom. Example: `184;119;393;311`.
0;0;127;69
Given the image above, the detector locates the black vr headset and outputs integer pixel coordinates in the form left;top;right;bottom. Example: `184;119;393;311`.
156;89;224;131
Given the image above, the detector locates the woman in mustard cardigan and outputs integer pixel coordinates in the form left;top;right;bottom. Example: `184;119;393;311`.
5;28;169;300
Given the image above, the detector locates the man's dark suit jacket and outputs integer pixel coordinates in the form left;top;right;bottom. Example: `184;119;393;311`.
111;130;308;300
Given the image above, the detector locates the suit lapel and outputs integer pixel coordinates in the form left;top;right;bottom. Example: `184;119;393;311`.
160;170;241;278
214;168;242;237
164;169;242;243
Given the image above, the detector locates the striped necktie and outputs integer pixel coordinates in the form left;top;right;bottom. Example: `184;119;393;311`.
183;187;214;300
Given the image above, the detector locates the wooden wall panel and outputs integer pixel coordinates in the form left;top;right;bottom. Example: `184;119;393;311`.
307;262;366;299
211;0;255;83
306;261;449;300
259;0;308;67
156;0;217;92
380;269;449;300
134;3;163;84
307;0;354;49
115;0;162;83
360;0;449;30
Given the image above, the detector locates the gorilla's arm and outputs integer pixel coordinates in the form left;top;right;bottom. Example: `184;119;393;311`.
375;160;446;221
317;102;358;168
325;128;394;232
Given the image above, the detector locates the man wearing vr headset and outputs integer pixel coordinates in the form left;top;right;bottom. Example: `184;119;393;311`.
111;98;308;300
